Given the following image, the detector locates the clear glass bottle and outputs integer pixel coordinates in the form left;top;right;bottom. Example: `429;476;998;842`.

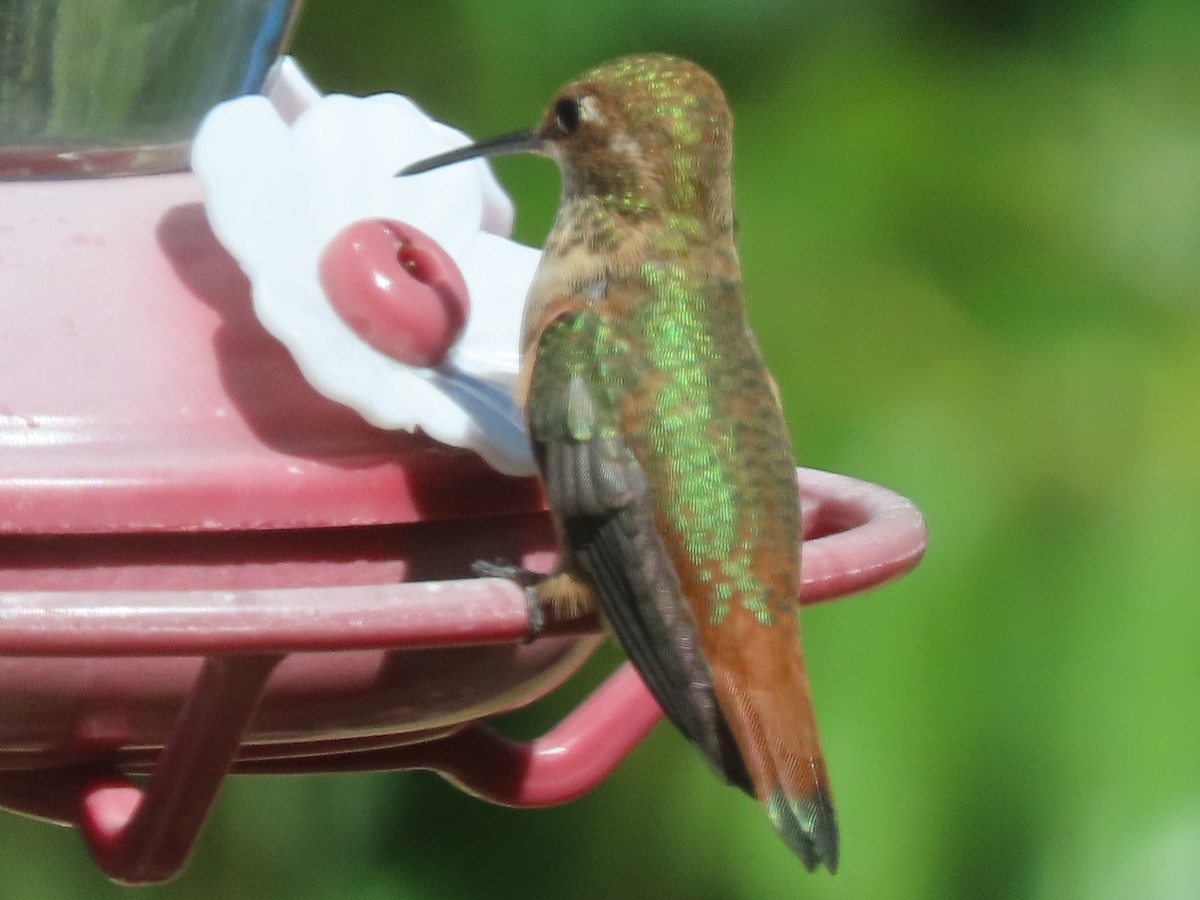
0;0;304;177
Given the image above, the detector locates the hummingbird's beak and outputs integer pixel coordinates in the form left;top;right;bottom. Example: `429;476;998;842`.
398;129;544;176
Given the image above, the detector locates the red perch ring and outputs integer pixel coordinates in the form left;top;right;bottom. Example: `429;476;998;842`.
0;468;925;884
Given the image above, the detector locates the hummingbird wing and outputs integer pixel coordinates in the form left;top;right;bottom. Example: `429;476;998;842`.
527;309;753;792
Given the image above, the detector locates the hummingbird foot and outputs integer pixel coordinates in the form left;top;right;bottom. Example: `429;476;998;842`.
530;570;601;623
471;561;601;639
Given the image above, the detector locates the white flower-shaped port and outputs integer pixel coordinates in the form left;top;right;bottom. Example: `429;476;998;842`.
191;57;540;476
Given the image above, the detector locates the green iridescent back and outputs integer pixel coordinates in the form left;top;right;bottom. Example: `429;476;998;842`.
607;267;798;629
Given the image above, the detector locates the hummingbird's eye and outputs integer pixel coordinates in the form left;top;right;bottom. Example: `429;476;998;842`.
554;97;581;136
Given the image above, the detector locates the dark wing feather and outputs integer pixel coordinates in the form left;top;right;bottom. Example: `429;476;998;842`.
528;312;752;793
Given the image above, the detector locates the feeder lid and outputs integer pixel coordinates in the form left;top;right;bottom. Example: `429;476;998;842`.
0;173;541;535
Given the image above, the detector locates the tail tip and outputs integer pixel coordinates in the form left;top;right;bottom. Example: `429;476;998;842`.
766;786;840;874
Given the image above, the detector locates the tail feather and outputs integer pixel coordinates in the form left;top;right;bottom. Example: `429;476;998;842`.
711;657;839;873
766;783;839;873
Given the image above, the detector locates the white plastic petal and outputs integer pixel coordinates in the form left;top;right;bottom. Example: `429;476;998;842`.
262;56;321;124
292;96;483;250
192;96;323;317
191;57;541;476
450;232;541;381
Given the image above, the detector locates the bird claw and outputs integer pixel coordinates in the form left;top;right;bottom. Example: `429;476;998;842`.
471;558;541;586
471;559;546;638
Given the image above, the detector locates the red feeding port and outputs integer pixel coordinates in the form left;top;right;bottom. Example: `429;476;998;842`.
319;218;470;368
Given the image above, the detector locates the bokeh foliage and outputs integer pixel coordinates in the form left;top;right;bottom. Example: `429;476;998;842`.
4;0;1199;897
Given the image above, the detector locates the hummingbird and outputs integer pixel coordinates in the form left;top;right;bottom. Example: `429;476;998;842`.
401;53;838;872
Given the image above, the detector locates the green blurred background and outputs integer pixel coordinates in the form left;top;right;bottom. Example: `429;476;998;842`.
5;0;1200;897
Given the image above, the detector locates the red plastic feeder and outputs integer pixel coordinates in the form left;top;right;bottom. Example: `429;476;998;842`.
0;172;925;878
0;26;927;888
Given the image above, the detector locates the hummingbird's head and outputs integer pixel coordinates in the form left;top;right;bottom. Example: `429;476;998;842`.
535;54;733;216
400;54;734;222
